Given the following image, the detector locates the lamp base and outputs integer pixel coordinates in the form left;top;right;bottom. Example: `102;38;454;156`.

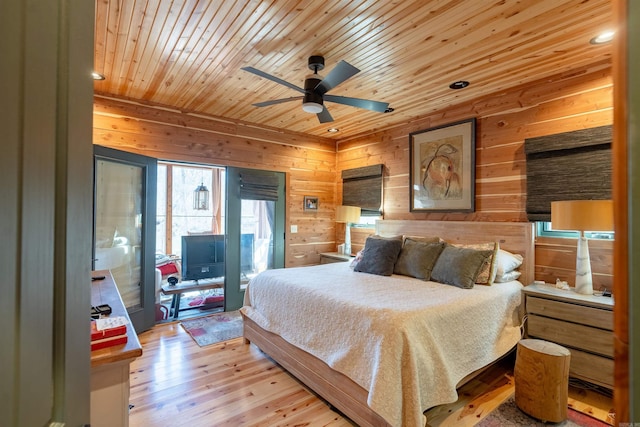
574;236;593;295
344;224;352;256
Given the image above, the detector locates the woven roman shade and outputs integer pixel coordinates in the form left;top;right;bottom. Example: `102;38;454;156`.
341;164;383;216
525;125;612;222
240;171;280;201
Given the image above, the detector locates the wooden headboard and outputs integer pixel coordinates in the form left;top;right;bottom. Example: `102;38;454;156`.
375;220;535;286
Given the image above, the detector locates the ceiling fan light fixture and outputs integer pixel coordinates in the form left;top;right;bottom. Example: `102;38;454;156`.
302;102;324;114
302;85;324;113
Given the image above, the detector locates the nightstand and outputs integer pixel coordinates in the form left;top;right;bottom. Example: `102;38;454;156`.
319;252;353;264
523;283;614;389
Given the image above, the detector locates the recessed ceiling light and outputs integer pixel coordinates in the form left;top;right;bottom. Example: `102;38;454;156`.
590;31;614;45
327;128;339;133
449;80;469;90
92;71;106;80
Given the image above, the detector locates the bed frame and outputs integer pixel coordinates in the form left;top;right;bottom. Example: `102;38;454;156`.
242;220;535;427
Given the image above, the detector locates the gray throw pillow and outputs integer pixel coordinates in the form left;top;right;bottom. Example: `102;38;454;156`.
354;236;403;276
394;240;445;280
431;244;493;289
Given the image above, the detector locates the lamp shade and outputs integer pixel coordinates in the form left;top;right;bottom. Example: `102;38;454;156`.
335;205;361;224
551;200;613;232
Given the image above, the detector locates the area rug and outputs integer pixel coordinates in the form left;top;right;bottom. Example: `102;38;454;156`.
180;310;243;347
477;396;610;427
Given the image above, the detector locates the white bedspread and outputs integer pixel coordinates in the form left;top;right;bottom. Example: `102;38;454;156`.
241;262;523;427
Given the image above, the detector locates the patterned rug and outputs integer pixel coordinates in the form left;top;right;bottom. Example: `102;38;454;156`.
477;396;611;427
180;310;243;347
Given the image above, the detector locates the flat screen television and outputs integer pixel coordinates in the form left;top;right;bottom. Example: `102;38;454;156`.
181;234;225;281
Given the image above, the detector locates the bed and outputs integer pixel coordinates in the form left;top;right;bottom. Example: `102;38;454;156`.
240;220;534;427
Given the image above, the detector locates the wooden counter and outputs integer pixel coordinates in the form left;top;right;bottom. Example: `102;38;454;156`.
91;269;142;365
90;270;142;427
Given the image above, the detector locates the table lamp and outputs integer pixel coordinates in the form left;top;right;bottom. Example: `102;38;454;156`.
551;200;613;295
335;205;361;256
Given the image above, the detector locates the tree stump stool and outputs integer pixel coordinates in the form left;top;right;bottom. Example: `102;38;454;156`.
514;339;571;423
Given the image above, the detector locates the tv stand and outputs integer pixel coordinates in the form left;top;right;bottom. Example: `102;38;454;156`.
160;277;224;320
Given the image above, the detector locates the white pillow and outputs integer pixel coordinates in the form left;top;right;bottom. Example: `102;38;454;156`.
495;270;522;283
495;249;523;277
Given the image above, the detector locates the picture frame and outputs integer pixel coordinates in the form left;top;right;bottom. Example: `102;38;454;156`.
409;118;476;212
303;195;319;211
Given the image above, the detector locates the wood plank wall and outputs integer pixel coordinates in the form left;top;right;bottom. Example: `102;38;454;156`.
92;97;338;267
337;60;614;289
93;60;614;287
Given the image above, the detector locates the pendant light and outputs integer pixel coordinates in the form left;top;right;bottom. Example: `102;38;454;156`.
193;181;210;210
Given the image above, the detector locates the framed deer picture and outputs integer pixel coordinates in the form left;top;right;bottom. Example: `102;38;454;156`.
409;118;476;212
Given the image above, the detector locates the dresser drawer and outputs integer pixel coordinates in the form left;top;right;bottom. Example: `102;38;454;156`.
527;314;614;358
526;296;613;330
569;348;614;389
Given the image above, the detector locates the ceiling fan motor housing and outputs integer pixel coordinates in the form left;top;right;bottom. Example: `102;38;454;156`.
303;77;323;106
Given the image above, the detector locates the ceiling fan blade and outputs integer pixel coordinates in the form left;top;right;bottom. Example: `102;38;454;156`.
324;94;389;113
316;107;333;123
314;60;360;95
252;96;303;107
242;67;305;94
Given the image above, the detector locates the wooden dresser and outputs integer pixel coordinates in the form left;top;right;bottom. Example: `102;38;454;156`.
523;283;614;389
91;270;143;427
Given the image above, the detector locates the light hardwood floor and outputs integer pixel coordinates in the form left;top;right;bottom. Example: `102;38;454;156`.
129;320;614;427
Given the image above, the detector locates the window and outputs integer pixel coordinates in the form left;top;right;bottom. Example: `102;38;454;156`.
536;221;614;240
156;162;225;255
358;216;380;226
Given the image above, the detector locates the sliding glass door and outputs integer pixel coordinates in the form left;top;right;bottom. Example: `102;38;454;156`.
225;167;285;310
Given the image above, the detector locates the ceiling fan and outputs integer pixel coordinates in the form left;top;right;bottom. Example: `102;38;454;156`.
242;56;390;123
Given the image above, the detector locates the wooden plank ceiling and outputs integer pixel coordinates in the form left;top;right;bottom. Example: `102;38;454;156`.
93;0;613;140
